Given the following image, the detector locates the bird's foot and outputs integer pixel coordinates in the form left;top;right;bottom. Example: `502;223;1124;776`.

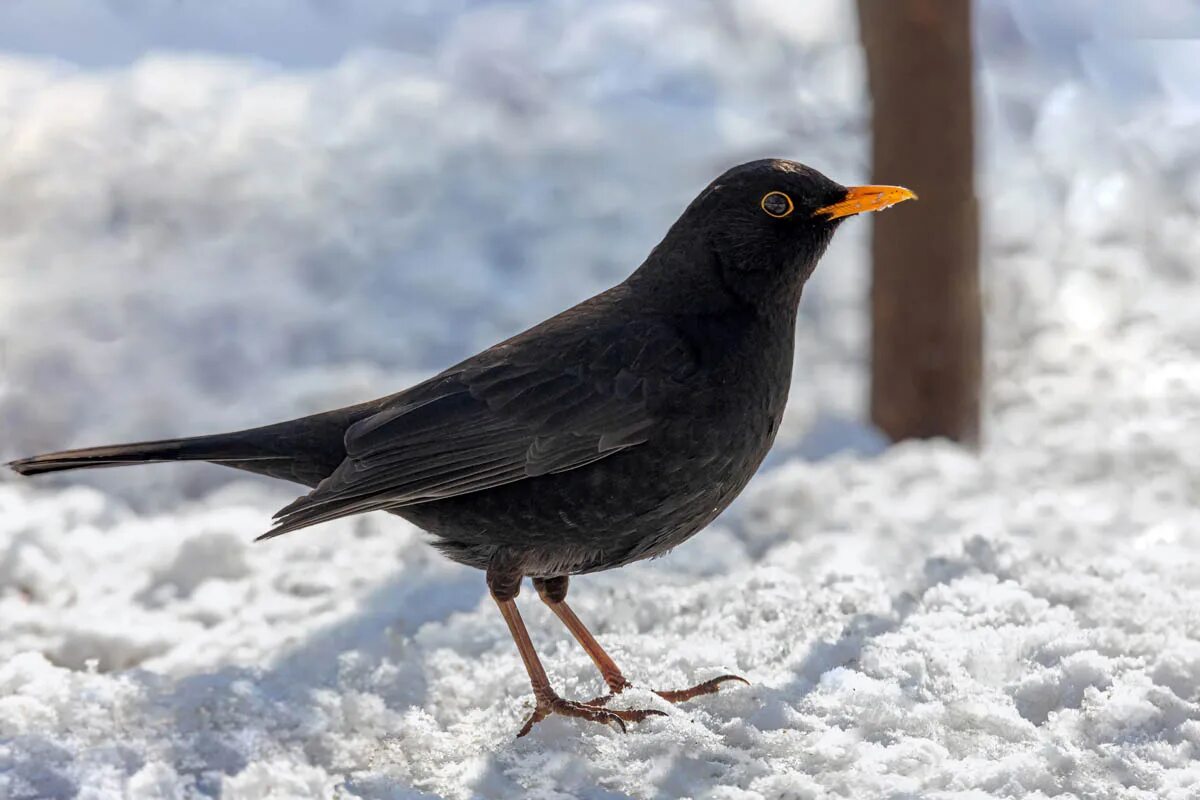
516;693;666;738
588;673;749;706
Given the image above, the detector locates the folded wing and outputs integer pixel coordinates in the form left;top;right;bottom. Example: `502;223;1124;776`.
260;319;694;539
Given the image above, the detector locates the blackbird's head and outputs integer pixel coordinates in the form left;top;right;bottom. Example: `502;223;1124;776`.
651;159;915;308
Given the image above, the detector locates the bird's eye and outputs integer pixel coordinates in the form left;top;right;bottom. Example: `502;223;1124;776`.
760;191;794;218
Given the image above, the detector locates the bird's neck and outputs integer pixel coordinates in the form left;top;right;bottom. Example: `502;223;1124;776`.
624;230;806;320
622;241;801;384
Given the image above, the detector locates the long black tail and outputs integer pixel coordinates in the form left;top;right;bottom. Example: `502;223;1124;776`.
8;433;285;477
5;398;391;488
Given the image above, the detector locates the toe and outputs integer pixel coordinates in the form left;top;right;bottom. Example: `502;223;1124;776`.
655;673;750;704
514;690;674;737
554;699;628;733
606;706;668;724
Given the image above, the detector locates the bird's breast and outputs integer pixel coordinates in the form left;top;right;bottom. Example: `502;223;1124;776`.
669;308;795;427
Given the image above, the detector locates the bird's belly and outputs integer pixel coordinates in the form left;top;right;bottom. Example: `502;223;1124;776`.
395;413;778;577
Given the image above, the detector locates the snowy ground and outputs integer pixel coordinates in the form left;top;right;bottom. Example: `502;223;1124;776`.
3;2;1200;798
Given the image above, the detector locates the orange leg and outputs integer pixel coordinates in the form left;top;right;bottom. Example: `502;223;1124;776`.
488;558;665;737
533;576;749;705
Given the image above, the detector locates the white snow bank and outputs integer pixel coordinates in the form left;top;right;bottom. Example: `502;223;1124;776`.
0;0;857;69
4;432;1200;798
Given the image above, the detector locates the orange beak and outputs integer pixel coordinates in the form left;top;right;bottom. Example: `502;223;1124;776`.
814;185;917;220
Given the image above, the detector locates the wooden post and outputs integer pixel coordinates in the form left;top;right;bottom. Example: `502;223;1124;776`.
857;0;981;444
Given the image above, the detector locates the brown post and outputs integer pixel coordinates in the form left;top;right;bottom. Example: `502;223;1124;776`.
857;0;981;444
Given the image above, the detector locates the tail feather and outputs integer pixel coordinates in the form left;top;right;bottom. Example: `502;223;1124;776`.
8;435;283;477
8;398;393;490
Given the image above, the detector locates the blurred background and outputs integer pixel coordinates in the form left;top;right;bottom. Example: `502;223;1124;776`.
4;5;1200;795
1;0;1198;505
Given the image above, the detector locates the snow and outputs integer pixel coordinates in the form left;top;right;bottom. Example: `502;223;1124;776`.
3;2;1200;798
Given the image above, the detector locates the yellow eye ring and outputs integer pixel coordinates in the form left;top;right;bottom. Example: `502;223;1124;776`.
760;191;794;218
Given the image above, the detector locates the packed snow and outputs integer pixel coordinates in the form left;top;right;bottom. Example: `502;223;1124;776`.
3;2;1200;798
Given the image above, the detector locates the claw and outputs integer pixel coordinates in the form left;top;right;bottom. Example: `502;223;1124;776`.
517;695;664;738
655;673;749;704
607;706;668;724
590;673;750;706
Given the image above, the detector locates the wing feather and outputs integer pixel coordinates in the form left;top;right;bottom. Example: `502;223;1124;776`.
260;318;696;539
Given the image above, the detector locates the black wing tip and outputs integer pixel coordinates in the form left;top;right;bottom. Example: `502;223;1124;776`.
256;512;311;540
271;497;307;519
7;455;64;476
8;457;36;475
256;508;318;541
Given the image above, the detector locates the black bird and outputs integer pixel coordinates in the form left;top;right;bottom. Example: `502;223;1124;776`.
9;159;914;735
